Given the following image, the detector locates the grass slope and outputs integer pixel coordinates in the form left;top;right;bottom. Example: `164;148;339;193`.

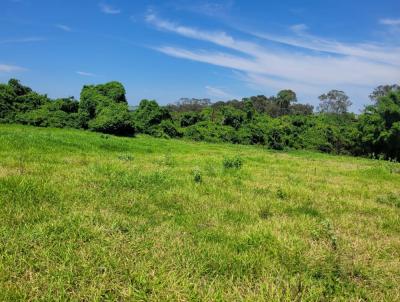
0;124;399;301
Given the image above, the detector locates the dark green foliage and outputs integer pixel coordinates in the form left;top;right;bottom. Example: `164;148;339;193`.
96;81;127;103
88;103;135;136
193;168;202;183
1;78;399;161
180;111;202;127
369;84;400;102
56;97;79;113
277;89;297;115
14;92;49;113
221;106;245;129
290;103;314;115
223;155;243;169
15;105;81;128
8;78;32;96
184;121;236;143
159;120;182;138
132;99;171;133
358;90;400;160
0;84;17;121
78;82;134;135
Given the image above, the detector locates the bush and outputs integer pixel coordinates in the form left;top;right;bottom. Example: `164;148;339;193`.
193;168;202;183
180;111;202;127
160;120;182;138
88;103;135;136
223;155;243;169
132;99;171;132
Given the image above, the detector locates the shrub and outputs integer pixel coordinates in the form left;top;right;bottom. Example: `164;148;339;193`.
88;103;135;136
193;168;202;183
160;120;182;138
223;155;243;169
180;111;202;127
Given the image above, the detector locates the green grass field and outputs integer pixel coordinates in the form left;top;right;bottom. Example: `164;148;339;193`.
0;124;399;301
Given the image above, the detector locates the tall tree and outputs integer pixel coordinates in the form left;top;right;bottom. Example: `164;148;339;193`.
358;90;400;159
277;89;297;115
369;84;400;102
318;90;352;114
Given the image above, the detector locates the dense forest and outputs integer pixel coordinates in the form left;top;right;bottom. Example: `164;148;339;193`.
1;79;399;160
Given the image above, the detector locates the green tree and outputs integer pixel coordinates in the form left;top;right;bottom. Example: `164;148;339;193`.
221;106;245;129
88;102;135;136
0;84;17;121
277;89;297;115
8;78;32;96
358;90;400;159
132;99;171;132
78;81;134;135
369;84;400;102
318;90;352;114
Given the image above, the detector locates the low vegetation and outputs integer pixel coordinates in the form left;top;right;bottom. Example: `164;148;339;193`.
1;79;400;160
0;125;399;300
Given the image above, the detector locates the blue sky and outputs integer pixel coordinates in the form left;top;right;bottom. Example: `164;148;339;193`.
1;0;399;111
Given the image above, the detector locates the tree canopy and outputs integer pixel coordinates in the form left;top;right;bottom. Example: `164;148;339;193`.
1;78;399;160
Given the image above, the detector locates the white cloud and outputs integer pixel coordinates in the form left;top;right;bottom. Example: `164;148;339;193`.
146;13;400;108
99;3;121;14
205;86;232;99
76;71;96;77
0;64;26;73
252;30;400;66
56;24;71;32
289;23;308;34
380;18;400;26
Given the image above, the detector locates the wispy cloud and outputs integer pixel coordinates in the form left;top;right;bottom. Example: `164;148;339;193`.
172;1;234;18
146;13;400;107
76;71;96;77
99;3;121;14
0;37;45;44
253;28;400;66
56;24;71;32
0;64;26;73
205;85;232;99
289;23;308;34
380;18;400;26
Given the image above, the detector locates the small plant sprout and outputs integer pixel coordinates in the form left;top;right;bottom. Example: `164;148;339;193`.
193;168;202;183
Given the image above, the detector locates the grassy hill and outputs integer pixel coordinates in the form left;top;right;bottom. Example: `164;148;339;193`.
0;124;399;301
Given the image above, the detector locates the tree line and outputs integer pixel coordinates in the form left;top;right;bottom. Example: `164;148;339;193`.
1;79;399;160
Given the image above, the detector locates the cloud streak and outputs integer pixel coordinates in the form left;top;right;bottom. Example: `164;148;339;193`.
56;24;72;32
76;71;96;77
146;13;400;106
0;37;45;44
380;18;400;26
99;3;121;14
0;64;26;73
205;85;232;98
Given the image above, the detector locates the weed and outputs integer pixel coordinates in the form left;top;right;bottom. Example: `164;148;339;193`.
376;193;400;208
163;152;176;167
223;155;243;169
259;206;272;220
312;219;338;250
118;154;134;161
193;168;202;183
276;187;288;200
